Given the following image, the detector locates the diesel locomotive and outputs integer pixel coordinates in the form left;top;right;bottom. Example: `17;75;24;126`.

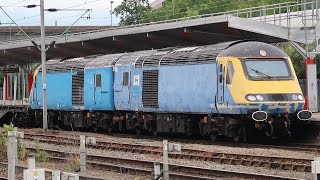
29;41;312;142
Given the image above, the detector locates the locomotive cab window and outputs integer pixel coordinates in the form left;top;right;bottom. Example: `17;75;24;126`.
226;62;234;84
95;74;101;87
244;59;291;80
219;64;223;83
123;72;129;86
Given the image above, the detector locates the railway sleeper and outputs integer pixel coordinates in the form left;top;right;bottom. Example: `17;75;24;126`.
24;133;312;173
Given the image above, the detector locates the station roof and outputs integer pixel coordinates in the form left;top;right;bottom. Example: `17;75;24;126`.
0;15;309;66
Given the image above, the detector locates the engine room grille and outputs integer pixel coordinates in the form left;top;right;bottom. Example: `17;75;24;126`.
271;94;286;101
72;72;84;106
142;70;159;108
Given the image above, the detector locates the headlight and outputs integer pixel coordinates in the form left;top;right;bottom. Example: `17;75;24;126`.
292;94;298;101
256;95;264;101
247;95;256;101
298;95;304;101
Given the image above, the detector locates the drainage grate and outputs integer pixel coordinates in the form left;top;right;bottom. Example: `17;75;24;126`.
142;70;159;108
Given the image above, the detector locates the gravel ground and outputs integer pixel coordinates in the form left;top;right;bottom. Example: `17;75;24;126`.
20;128;318;160
21;139;313;179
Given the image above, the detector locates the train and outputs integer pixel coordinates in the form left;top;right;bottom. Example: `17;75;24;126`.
27;41;312;142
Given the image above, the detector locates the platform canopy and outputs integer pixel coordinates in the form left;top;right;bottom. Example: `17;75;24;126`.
0;15;312;66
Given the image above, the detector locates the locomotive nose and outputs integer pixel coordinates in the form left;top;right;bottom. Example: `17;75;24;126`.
297;110;312;120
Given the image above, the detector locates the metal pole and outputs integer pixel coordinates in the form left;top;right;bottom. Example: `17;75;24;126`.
316;0;319;22
52;170;61;180
8;131;16;180
3;76;6;101
27;157;35;170
163;140;169;180
14;127;18;163
13;75;17;106
153;162;161;179
110;1;114;26
40;0;48;133
79;135;86;172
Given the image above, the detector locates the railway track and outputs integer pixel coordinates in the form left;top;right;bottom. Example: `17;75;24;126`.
104;132;320;154
23;133;312;172
26;147;299;180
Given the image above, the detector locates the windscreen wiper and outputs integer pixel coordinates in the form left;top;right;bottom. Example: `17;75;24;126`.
250;68;271;79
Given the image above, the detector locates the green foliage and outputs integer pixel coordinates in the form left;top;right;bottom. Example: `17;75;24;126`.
0;134;7;161
113;0;151;25
35;150;48;162
67;154;80;172
0;123;15;161
279;43;305;79
34;140;48;162
143;0;292;23
279;43;320;79
0;124;28;161
18;141;28;161
3;123;15;135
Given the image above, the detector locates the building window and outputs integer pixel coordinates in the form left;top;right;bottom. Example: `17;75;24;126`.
123;72;129;86
96;74;101;87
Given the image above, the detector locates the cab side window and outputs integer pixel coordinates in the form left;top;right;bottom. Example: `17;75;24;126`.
123;72;129;86
96;74;101;87
226;62;234;84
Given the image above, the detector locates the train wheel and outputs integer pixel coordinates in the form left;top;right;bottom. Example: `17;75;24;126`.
209;133;218;142
107;128;112;134
232;127;245;143
135;129;141;135
92;126;98;133
265;122;274;137
152;131;158;137
232;135;241;143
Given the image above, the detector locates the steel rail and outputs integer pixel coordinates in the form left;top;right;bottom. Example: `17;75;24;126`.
26;147;299;180
23;133;312;172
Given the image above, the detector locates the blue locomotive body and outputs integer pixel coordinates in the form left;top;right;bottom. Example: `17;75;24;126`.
30;71;74;110
29;41;310;141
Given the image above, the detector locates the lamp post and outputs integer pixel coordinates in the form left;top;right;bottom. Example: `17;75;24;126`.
40;0;48;133
110;1;114;26
26;1;48;133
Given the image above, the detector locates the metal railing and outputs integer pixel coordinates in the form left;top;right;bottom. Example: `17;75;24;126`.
0;0;318;45
229;0;319;26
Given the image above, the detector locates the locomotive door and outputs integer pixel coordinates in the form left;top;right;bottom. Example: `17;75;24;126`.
216;63;225;104
114;67;131;109
94;73;102;106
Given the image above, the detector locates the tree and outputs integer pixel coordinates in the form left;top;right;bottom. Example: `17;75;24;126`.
142;0;290;23
113;0;151;25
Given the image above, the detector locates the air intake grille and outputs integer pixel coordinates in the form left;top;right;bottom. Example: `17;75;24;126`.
271;94;286;101
142;70;159;108
72;72;84;106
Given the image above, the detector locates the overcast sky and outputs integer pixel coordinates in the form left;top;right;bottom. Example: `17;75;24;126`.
0;0;155;26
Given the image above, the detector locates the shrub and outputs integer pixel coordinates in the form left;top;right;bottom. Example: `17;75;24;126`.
3;123;15;134
35;150;48;162
0;124;29;161
0;123;15;161
67;155;80;172
0;135;7;161
18;141;28;161
34;140;48;162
